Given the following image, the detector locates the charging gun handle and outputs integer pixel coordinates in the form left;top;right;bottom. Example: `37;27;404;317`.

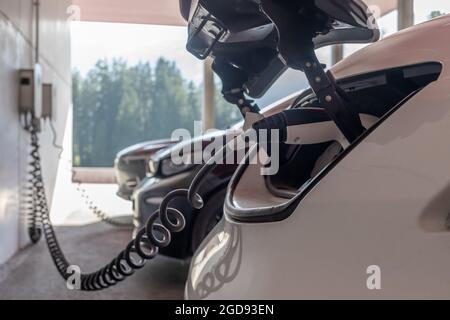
252;108;348;146
259;0;365;143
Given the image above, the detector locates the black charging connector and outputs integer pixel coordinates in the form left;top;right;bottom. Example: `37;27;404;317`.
252;108;332;144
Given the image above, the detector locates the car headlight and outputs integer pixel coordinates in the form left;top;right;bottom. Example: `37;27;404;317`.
160;158;195;176
148;159;157;175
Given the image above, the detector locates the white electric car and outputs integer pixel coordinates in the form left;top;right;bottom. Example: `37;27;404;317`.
184;12;450;299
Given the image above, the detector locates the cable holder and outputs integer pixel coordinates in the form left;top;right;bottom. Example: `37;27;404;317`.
223;88;261;117
212;57;261;118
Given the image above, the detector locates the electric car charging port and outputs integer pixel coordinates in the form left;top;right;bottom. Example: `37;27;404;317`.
226;62;443;222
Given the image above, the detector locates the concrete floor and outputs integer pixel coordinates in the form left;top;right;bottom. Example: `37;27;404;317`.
0;220;189;300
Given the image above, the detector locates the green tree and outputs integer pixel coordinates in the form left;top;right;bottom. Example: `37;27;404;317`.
73;58;241;167
429;11;445;20
152;58;188;138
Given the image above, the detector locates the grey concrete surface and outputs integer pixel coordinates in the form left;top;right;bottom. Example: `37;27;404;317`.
0;220;189;300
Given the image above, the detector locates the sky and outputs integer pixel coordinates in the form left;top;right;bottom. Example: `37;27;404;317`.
71;23;204;84
414;0;450;23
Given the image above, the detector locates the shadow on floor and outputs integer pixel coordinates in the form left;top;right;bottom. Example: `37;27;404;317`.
0;220;189;300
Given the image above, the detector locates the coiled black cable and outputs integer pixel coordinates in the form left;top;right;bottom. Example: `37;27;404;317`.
27;125;43;244
26;120;230;291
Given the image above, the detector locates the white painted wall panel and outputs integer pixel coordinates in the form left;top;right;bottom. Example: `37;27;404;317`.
0;0;71;264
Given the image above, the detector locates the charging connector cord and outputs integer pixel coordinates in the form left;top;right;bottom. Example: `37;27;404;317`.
26;107;334;290
25;103;352;291
25;119;260;290
26;118;207;290
27;123;43;243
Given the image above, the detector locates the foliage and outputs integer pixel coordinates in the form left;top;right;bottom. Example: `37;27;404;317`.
428;11;446;20
73;58;239;167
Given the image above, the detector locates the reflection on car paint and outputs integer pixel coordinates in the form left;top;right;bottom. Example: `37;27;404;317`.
188;221;242;299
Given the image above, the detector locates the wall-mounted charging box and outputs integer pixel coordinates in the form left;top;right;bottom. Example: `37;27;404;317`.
19;64;42;118
42;83;54;119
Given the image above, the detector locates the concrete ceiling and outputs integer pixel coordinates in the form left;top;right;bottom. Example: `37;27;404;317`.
72;0;187;26
365;0;398;16
72;0;398;26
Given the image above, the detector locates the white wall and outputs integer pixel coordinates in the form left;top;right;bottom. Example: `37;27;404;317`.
0;0;71;264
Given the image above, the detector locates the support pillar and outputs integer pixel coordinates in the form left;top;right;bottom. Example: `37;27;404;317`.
398;0;414;30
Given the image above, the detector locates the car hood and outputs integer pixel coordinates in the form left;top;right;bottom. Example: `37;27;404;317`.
116;139;177;160
152;90;299;162
153;130;229;161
